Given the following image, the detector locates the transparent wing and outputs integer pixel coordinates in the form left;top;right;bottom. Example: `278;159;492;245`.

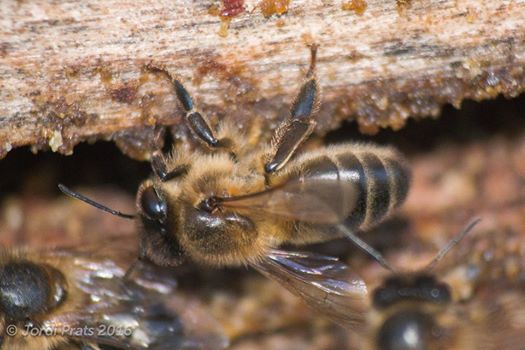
252;249;368;329
43;252;228;350
221;178;358;224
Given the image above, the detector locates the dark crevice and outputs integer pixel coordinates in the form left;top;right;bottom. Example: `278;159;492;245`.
1;93;523;199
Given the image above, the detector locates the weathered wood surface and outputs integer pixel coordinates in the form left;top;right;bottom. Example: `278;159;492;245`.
1;0;524;159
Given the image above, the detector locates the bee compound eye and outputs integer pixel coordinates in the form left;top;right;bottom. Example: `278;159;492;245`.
140;186;167;221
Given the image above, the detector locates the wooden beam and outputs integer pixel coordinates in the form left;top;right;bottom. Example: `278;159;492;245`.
1;0;524;159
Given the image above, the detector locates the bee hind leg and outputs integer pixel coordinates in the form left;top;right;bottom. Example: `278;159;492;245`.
264;44;320;174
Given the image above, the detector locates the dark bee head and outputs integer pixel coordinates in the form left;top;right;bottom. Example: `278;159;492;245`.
136;181;184;266
57;183;183;267
0;261;67;321
373;273;451;310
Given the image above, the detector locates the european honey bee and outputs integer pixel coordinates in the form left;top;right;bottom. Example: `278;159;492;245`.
59;45;410;326
0;246;227;350
329;218;525;350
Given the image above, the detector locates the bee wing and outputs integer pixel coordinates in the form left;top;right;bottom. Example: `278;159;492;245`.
44;254;228;350
222;178;358;224
252;249;368;329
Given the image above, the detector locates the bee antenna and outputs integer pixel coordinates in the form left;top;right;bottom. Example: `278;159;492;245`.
58;184;136;220
336;224;395;273
425;217;482;271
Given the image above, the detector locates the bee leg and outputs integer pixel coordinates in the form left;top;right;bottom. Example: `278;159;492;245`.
146;63;230;150
175;84;233;149
150;151;168;179
147;124;190;181
152;152;189;182
264;44;320;174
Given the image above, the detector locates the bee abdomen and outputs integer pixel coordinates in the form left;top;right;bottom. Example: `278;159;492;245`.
290;146;410;231
336;149;410;230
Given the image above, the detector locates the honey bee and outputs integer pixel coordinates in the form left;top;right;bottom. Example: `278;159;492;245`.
331;218;525;350
0;246;227;350
59;45;410;326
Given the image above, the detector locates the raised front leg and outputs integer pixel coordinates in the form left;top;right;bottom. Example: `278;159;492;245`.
146;64;229;150
265;45;320;174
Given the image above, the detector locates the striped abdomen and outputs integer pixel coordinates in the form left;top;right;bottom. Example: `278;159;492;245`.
288;144;411;231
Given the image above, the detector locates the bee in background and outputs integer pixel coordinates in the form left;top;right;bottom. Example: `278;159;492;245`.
59;45;410;327
321;218;525;350
0;247;227;350
357;220;482;350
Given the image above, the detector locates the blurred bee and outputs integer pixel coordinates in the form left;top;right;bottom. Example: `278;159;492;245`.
59;45;410;326
310;218;525;350
0;246;227;350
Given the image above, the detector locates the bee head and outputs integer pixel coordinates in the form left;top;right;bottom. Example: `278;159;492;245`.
58;183;185;267
373;274;451;310
136;181;184;266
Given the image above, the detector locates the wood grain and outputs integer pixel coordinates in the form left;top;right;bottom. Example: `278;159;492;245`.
1;0;524;159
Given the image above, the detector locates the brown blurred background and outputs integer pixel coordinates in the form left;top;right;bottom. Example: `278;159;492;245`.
1;93;524;349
